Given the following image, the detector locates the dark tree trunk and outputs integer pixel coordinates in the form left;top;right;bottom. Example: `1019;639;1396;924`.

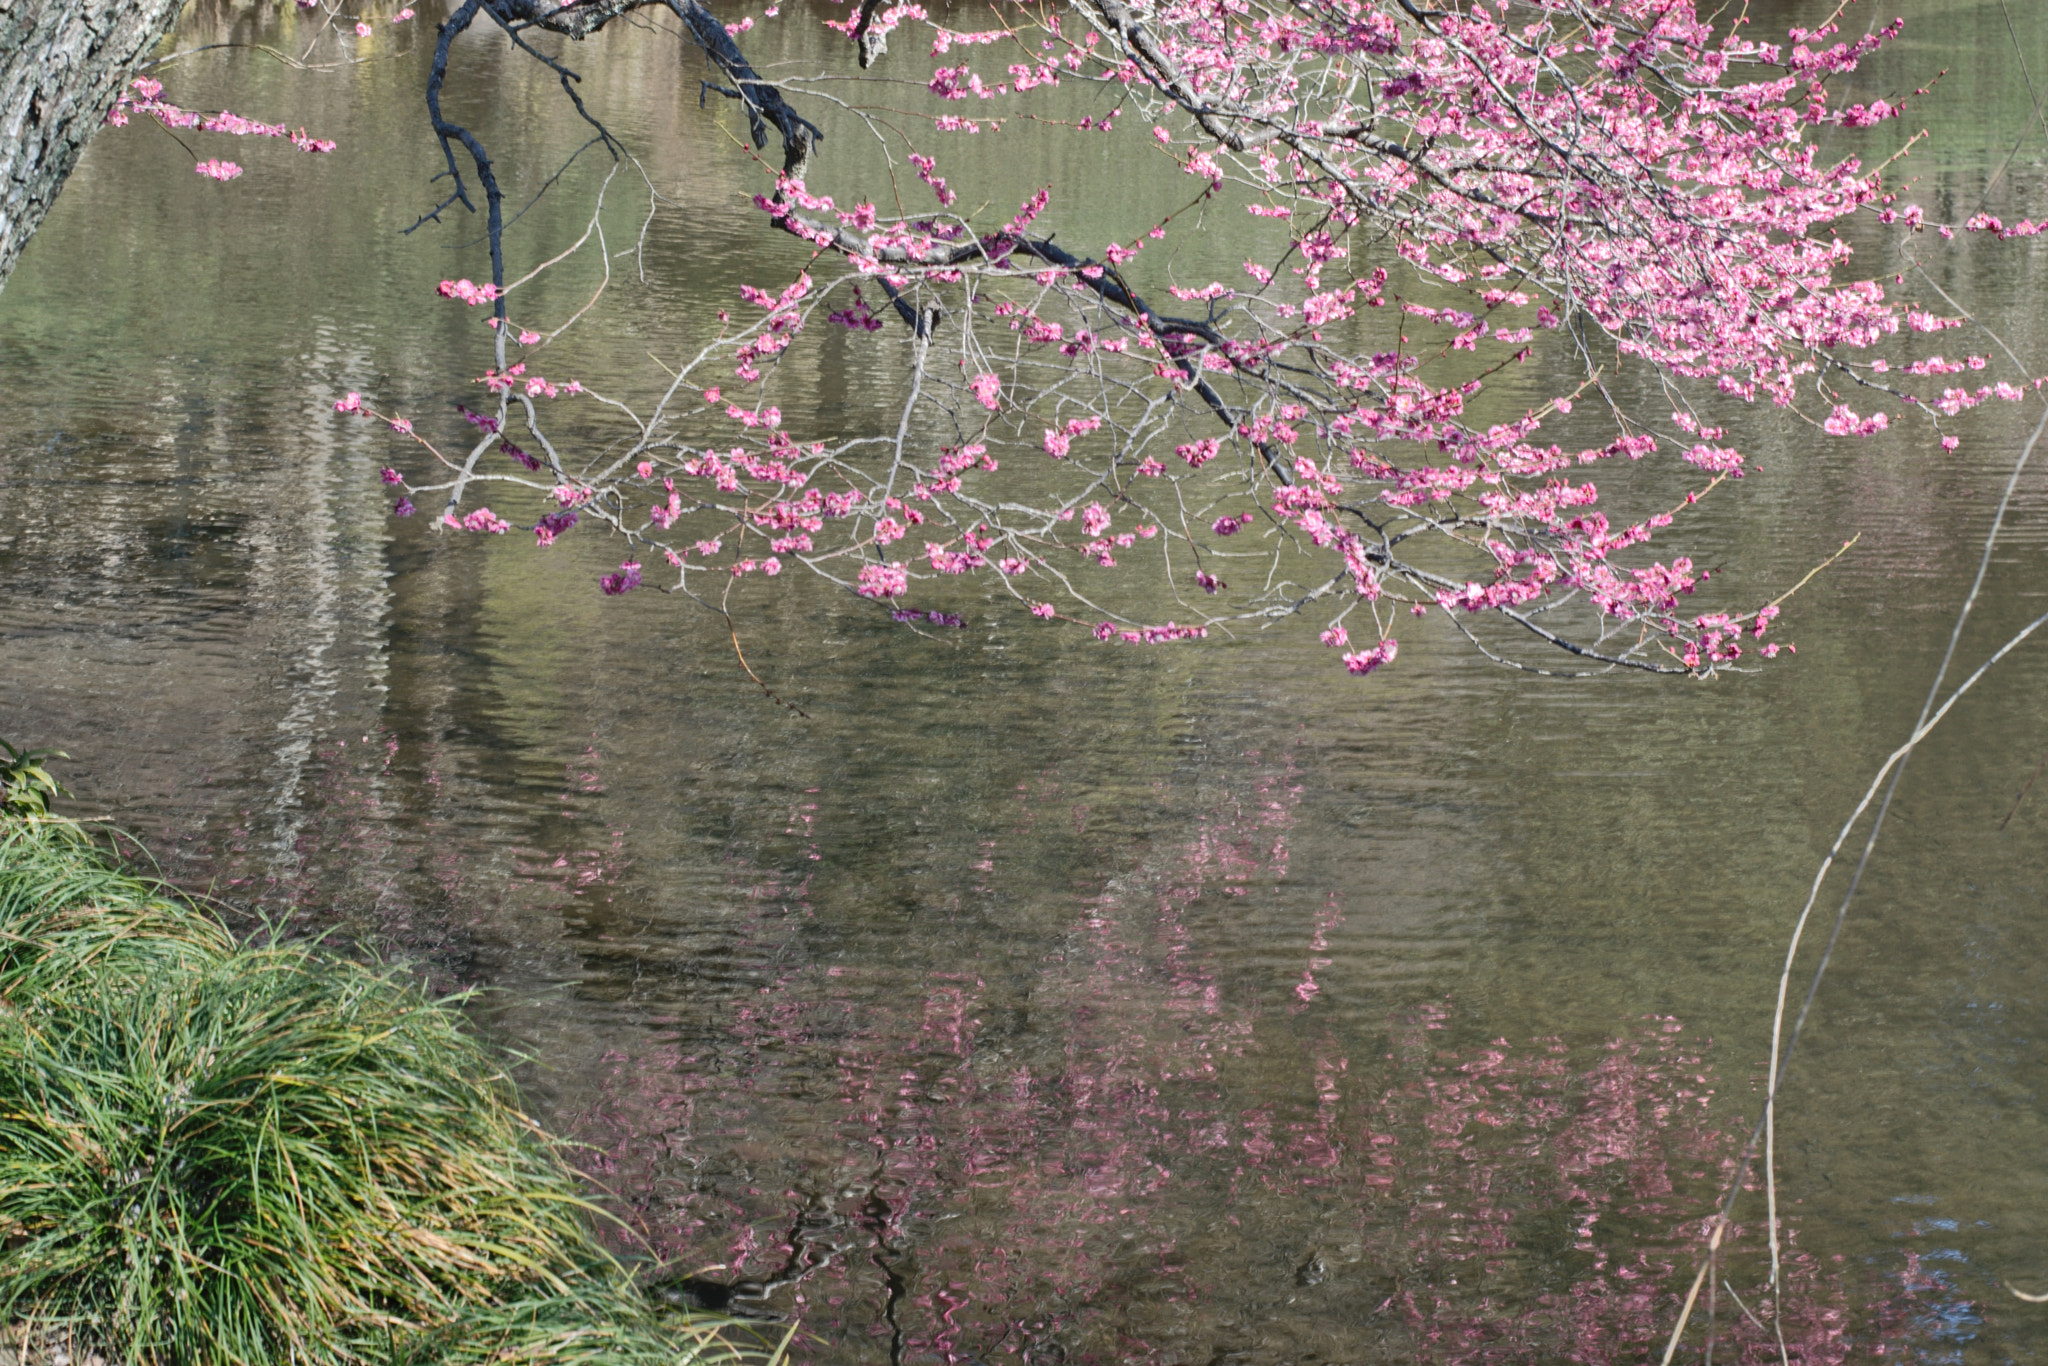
0;0;190;293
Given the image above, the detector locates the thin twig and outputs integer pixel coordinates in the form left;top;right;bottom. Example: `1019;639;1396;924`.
1724;1279;1768;1331
728;618;808;718
1998;743;2048;830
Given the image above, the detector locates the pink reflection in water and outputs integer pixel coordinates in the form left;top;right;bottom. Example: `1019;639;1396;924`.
557;762;1958;1365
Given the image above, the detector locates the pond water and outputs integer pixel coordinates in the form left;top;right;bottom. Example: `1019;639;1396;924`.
6;1;2048;1360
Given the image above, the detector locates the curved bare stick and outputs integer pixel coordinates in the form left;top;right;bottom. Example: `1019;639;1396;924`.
1660;404;2048;1365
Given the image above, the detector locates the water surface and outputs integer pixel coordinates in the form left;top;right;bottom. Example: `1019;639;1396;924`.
5;2;2048;1360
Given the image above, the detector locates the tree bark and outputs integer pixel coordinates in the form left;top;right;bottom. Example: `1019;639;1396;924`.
0;0;190;294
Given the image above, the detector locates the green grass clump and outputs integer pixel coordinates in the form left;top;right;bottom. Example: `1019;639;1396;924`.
0;815;779;1366
0;819;232;997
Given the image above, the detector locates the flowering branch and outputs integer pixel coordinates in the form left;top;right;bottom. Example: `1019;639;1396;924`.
330;0;2037;680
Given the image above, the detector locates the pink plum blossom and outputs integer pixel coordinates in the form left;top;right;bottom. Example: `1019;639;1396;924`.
856;562;908;598
1343;639;1398;674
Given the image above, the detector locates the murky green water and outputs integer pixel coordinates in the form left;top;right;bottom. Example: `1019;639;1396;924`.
6;1;2048;1360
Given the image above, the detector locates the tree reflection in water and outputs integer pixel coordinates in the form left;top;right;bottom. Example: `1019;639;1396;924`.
557;763;1967;1366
